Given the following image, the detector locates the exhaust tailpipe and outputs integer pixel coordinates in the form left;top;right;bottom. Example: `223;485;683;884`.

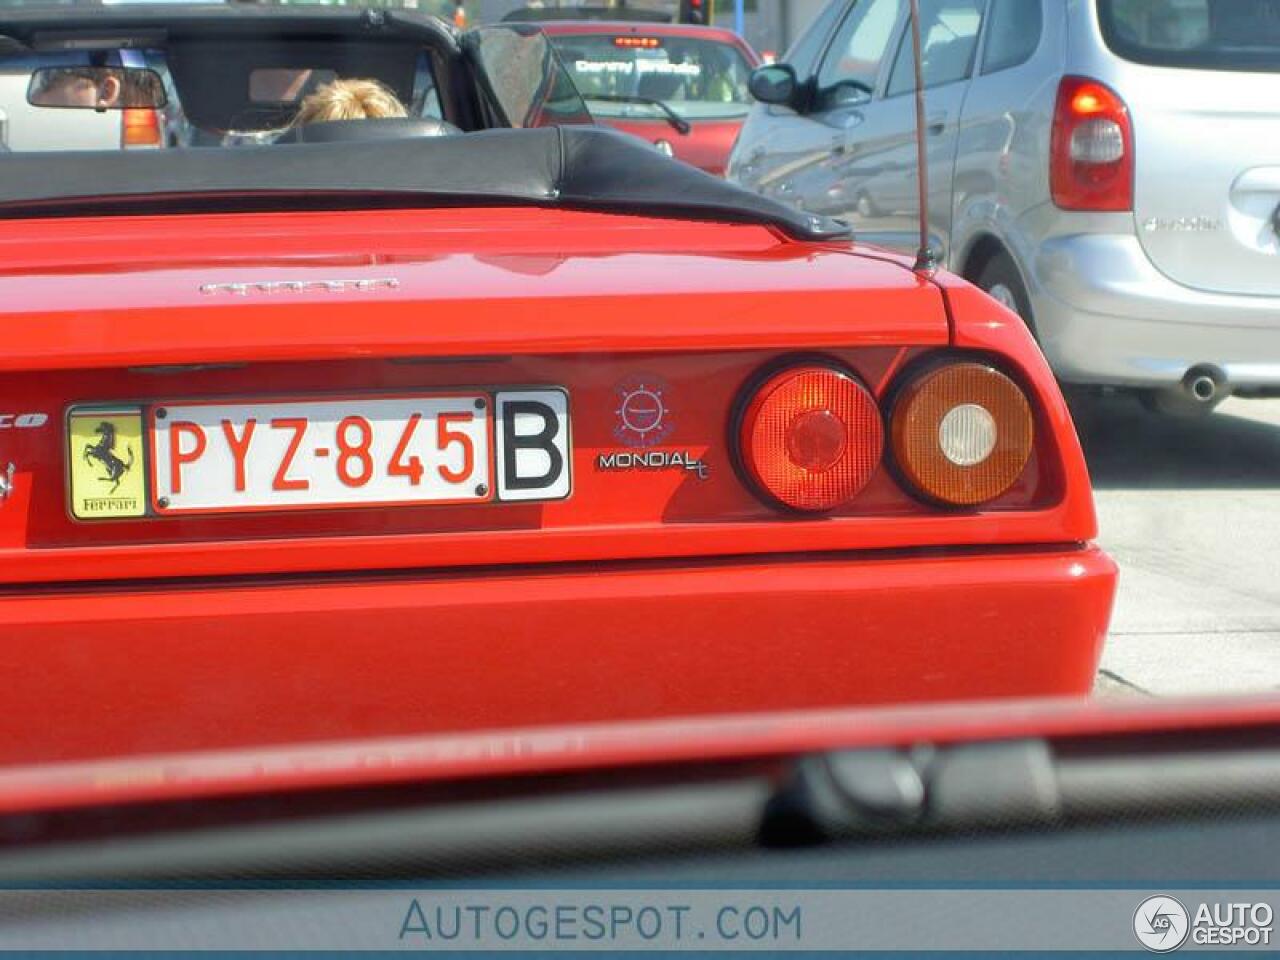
1183;367;1224;404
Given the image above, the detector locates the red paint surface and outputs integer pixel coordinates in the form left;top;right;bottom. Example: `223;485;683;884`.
591;116;744;175
0;205;1116;775
0;546;1115;767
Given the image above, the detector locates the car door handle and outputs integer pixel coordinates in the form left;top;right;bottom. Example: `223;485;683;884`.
927;112;948;136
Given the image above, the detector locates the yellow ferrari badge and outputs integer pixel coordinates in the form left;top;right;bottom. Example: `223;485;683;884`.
68;407;146;519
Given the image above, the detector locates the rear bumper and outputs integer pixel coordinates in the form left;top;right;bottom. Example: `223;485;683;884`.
0;546;1117;766
1031;233;1280;388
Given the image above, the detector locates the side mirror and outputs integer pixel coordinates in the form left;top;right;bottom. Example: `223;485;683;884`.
828;80;872;108
27;66;166;111
748;63;798;107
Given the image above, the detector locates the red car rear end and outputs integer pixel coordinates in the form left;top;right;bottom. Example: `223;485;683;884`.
0;193;1114;767
543;22;759;175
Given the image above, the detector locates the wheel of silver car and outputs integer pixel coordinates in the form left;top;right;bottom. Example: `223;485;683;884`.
974;252;1035;336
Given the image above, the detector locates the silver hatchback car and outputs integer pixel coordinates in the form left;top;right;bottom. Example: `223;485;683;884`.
728;0;1280;413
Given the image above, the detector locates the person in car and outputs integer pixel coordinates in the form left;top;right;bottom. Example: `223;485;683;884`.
293;78;408;124
29;67;123;110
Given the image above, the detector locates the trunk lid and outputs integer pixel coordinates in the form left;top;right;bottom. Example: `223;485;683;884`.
0;207;969;585
1131;67;1280;296
1101;1;1280;295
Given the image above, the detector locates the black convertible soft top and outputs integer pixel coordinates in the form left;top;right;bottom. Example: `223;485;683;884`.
0;126;851;240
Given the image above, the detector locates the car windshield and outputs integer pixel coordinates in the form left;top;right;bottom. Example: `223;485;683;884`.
6;0;1280;931
551;33;754;120
1098;0;1280;71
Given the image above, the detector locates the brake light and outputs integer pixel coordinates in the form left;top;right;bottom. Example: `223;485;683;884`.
1050;76;1132;212
889;363;1033;507
614;37;661;48
121;108;162;149
738;364;883;512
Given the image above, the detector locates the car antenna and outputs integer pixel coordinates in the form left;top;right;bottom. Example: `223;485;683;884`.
907;0;937;277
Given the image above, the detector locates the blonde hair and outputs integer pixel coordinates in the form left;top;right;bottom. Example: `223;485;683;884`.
294;78;408;124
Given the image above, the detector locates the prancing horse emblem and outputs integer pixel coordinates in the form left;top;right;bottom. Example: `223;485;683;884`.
83;421;134;493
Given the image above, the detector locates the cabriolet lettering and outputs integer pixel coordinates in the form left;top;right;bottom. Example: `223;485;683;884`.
597;450;709;480
197;278;400;296
0;412;48;429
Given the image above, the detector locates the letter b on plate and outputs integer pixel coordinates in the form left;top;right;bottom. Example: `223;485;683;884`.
495;390;571;501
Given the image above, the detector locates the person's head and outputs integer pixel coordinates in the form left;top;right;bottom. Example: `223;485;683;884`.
31;67;123;110
293;78;408;125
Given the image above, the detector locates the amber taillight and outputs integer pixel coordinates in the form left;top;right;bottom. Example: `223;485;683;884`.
1050;76;1133;212
889;362;1033;507
738;364;883;512
121;108;162;149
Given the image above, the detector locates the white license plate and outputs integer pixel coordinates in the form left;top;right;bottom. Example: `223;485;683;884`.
147;391;570;514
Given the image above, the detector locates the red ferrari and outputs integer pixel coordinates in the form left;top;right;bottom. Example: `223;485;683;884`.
0;6;1115;770
541;20;761;175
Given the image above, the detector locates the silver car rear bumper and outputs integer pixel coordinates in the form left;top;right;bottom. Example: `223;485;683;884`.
1030;233;1280;389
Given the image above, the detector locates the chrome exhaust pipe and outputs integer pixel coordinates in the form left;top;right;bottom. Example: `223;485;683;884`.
1186;373;1219;403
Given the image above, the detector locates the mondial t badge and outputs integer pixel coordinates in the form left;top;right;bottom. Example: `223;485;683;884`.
598;376;709;480
67;408;146;519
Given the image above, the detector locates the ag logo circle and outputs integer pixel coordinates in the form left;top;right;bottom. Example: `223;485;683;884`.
1134;896;1189;952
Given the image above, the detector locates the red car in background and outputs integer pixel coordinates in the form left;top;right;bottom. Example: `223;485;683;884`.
541;21;759;175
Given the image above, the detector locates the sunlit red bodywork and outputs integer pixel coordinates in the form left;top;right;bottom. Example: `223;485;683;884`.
0;207;1116;767
540;21;760;175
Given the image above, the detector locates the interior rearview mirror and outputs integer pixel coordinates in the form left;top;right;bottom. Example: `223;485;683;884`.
27;66;166;111
748;63;798;107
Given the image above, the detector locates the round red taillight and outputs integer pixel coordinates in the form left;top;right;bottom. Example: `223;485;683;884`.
739;365;883;512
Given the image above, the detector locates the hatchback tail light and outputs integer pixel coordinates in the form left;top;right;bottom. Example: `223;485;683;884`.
1050;76;1133;212
890;362;1033;507
738;364;883;512
121;108;163;149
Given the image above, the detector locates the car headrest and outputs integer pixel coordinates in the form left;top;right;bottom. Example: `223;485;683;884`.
275;117;462;145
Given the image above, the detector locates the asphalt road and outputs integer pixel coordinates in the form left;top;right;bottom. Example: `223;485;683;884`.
1070;393;1280;697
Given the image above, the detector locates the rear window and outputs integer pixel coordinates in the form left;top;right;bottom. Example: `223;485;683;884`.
1098;0;1280;72
550;33;754;120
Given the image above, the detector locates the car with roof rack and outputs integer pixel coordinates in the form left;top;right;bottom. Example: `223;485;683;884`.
0;3;1114;769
